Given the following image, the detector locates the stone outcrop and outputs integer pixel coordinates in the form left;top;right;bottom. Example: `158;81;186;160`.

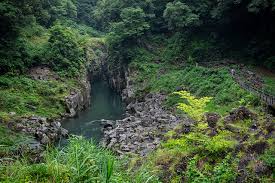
28;66;59;81
121;68;135;103
204;112;221;128
28;66;91;117
224;106;256;123
102;93;194;156
87;40;127;93
8;116;68;145
3;66;91;157
64;76;91;117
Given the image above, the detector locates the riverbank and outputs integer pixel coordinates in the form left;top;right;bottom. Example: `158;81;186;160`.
0;66;91;157
1;61;274;182
99;44;274;182
1;36;274;183
102;93;193;156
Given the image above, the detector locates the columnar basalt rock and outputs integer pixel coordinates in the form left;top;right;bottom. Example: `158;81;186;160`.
28;66;92;118
64;75;91;117
8;116;68;145
102;93;194;156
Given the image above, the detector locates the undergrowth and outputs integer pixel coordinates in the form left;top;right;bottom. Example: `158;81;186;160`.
125;37;273;182
129;47;260;115
173;91;212;120
131;115;274;183
0;74;79;121
0;136;159;183
0;125;33;157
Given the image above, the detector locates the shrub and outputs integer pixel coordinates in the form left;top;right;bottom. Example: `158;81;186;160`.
205;131;237;155
161;33;186;63
48;24;85;77
260;147;275;168
212;155;238;183
186;155;237;183
186;157;211;183
173;90;212;120
164;130;237;157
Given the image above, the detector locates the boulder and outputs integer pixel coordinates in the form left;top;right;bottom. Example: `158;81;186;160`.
224;106;256;123
102;93;192;156
9;112;16;116
41;134;50;144
204;112;221;128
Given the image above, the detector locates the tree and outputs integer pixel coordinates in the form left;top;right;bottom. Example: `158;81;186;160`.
110;7;150;41
163;1;200;31
93;0;155;31
77;0;98;26
93;0;122;30
107;7;150;63
48;24;84;76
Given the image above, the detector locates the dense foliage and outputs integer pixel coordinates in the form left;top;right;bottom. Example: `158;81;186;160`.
90;0;275;68
0;136;158;183
0;0;84;75
0;0;274;182
48;24;85;76
1;0;275;71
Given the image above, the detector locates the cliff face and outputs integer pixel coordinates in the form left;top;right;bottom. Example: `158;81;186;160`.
29;66;92;118
86;38;128;93
28;67;91;142
64;74;91;117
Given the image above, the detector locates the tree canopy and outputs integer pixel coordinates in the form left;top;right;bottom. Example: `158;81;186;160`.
0;0;274;73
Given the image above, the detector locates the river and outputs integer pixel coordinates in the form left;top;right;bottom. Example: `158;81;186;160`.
61;80;125;142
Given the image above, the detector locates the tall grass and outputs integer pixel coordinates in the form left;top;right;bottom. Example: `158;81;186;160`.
0;136;114;182
0;136;159;183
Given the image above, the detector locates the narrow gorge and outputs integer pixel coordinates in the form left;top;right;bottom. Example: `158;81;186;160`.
1;0;274;182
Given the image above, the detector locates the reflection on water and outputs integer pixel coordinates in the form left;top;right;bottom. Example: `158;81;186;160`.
61;80;125;142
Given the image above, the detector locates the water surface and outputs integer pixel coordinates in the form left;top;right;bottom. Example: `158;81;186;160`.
61;80;125;142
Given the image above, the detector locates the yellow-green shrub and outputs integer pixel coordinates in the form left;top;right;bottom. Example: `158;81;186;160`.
173;91;212;121
163;130;237;156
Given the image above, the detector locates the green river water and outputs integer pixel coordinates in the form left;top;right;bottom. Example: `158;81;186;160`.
61;80;125;142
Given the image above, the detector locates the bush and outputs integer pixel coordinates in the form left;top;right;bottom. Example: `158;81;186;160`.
48;24;85;77
188;39;221;63
0;22;49;74
161;33;186;63
173;90;212;120
260;147;275;168
164;130;237;157
186;155;237;183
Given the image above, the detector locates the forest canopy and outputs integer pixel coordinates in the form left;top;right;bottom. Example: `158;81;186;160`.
0;1;274;183
0;0;275;74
